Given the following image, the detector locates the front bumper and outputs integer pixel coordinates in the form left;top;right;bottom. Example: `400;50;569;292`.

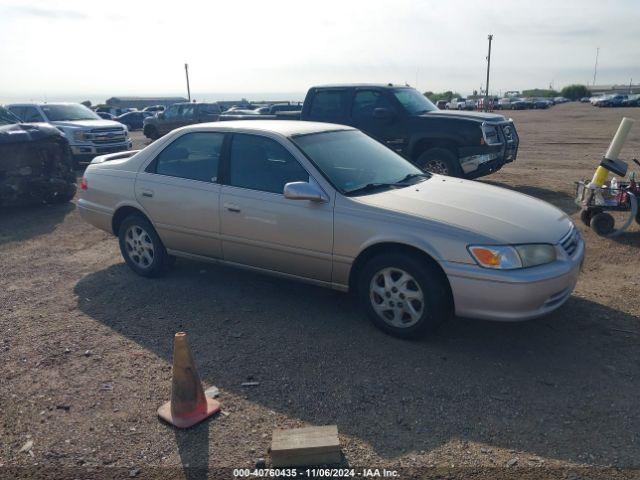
71;141;133;163
459;122;519;179
443;232;585;321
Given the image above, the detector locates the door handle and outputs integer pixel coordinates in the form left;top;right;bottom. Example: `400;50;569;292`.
141;189;154;198
224;203;241;213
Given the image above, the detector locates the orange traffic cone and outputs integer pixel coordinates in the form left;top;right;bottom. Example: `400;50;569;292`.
157;332;220;428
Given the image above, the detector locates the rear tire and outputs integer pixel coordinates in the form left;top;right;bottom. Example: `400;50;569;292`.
590;212;615;236
358;252;451;339
416;148;461;177
580;208;601;227
118;214;167;277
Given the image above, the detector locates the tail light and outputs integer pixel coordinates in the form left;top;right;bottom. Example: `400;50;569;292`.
80;177;88;190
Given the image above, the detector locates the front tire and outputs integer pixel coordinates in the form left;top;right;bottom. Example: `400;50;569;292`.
358;253;451;339
416;148;461;177
144;125;159;141
118;214;167;277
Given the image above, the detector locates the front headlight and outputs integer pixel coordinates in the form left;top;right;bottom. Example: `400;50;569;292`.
72;130;88;142
514;244;557;268
468;244;556;269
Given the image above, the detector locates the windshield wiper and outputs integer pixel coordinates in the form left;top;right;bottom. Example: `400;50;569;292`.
346;174;430;196
394;172;430;185
345;183;397;196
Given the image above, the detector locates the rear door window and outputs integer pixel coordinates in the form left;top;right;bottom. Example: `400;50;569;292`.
8;106;25;121
179;104;195;119
309;90;349;121
149;132;224;183
163;105;179;119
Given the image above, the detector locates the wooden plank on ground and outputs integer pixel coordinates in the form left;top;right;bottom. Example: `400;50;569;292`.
271;425;341;467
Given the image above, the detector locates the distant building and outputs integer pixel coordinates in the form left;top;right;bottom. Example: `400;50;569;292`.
105;96;188;109
591;84;639;95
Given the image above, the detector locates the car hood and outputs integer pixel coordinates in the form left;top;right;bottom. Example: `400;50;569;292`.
50;119;125;130
352;176;572;244
0;122;63;144
424;110;507;122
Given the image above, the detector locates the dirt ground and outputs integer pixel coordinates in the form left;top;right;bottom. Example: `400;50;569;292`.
1;103;639;480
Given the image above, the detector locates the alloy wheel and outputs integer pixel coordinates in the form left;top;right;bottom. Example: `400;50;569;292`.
369;267;425;328
124;225;155;269
422;159;450;175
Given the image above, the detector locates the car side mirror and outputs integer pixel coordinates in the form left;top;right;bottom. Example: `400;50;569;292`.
283;181;328;202
373;107;393;119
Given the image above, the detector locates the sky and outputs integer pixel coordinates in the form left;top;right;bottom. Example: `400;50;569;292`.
1;0;639;103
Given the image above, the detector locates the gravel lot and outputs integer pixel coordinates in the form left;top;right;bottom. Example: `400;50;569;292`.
1;103;639;479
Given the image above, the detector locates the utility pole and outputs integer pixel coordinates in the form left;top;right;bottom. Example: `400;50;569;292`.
592;47;599;86
484;34;493;112
184;63;191;102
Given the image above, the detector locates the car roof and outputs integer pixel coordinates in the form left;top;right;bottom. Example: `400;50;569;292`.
186;120;354;137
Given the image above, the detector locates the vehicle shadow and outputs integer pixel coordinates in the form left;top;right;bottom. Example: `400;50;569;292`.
0;202;75;245
74;260;640;467
481;181;578;216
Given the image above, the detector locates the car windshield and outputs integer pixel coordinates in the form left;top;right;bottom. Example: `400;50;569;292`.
40;104;100;121
393;88;438;114
0;107;19;126
292;129;429;195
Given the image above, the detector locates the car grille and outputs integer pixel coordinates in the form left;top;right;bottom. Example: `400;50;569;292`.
560;226;579;257
89;127;127;145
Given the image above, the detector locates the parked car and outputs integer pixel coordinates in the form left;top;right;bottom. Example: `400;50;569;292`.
435;100;448;109
116;111;155;130
580;97;591;103
96;106;135;117
621;94;640;107
509;98;529;110
97;111;116;120
78;120;583;338
497;98;512;110
6;102;132;167
463;99;477;110
532;98;550;109
143;102;221;139
553;97;570;104
221;84;520;179
257;103;303;115
143;105;166;113
224;106;253;112
0;106;76;206
223;109;260;115
594;94;628;107
445;98;466;110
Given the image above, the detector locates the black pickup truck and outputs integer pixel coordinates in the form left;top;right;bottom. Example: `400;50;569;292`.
220;84;519;178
